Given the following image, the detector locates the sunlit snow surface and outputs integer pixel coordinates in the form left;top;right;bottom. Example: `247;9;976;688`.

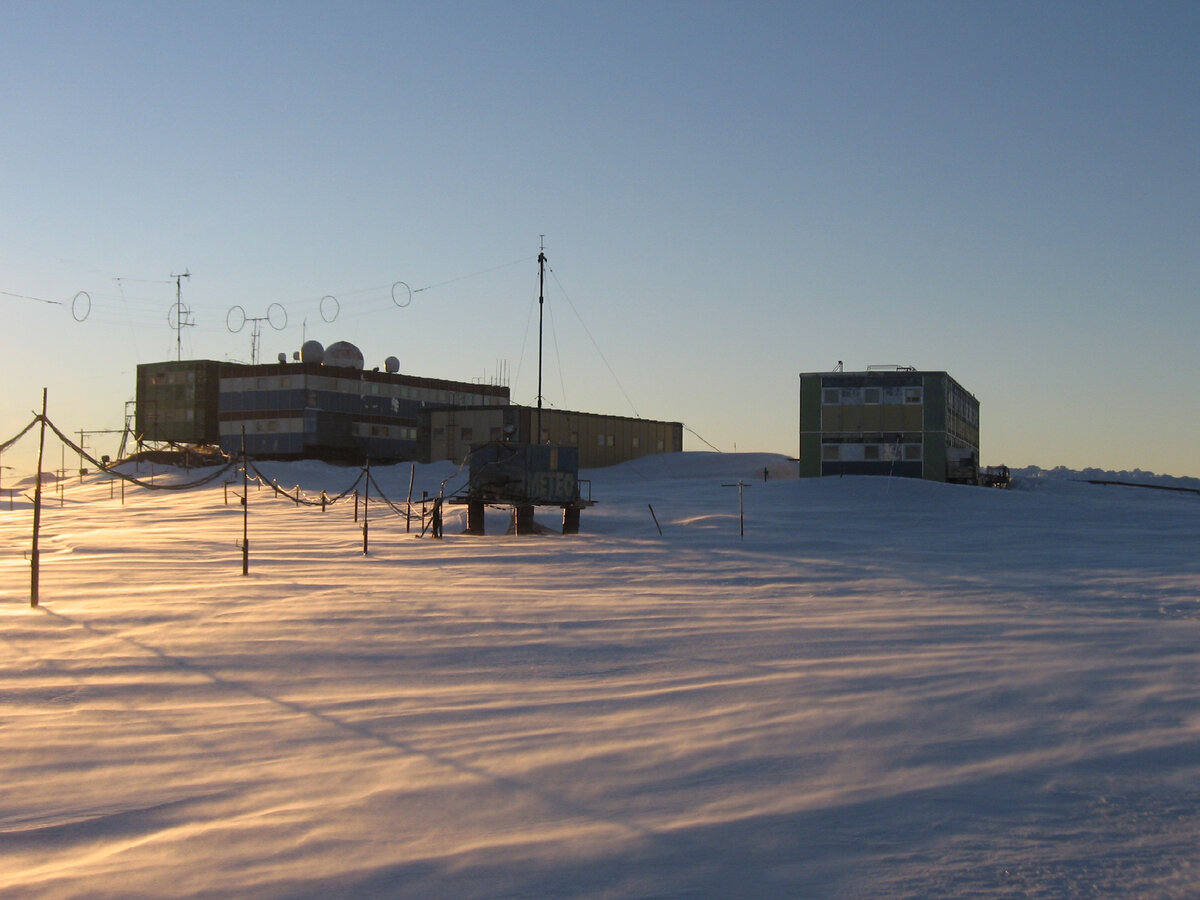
2;453;1198;899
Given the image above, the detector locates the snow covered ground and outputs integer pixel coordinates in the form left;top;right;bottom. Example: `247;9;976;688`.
2;453;1198;899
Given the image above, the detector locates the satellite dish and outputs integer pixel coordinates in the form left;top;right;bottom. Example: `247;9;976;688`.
300;340;325;364
324;341;364;369
385;356;400;374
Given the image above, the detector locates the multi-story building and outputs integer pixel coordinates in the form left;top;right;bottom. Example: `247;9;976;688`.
135;346;681;467
798;367;980;483
135;347;508;463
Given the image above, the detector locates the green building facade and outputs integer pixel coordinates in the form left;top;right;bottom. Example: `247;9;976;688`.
798;368;980;483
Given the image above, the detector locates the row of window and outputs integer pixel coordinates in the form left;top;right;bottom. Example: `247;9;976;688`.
220;375;501;406
354;423;418;440
218;418;304;435
822;386;923;406
947;389;980;426
218;419;418;440
147;370;197;386
433;426;666;452
822;442;923;462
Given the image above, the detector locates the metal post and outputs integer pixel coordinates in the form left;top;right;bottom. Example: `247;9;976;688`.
536;241;546;442
362;459;370;555
241;426;249;575
31;389;47;607
406;463;415;533
721;480;748;540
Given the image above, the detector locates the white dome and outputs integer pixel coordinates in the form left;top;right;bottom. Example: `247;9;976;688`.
300;340;325;364
324;341;364;370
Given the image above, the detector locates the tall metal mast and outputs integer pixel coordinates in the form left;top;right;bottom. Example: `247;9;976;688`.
536;238;546;443
171;269;191;360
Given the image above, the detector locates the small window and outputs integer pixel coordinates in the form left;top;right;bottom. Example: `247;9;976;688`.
822;388;840;405
570;431;579;444
863;388;880;404
904;387;922;404
598;434;606;447
460;427;473;441
606;434;615;447
632;436;640;449
863;445;880;460
904;444;922;460
822;444;840;461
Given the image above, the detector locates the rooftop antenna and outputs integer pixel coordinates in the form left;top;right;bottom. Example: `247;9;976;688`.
226;302;287;365
169;269;192;360
537;237;546;442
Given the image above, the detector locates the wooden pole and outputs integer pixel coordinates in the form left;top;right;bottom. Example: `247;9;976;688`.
31;389;47;608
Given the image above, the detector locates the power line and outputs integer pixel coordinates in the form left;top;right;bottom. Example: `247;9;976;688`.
0;289;63;306
547;267;641;419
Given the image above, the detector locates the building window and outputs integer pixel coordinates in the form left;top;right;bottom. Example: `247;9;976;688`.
904;444;922;460
863;387;880;404
598;434;606;447
632;436;640;449
904;387;922;404
863;445;880;460
822;388;840;404
461;427;473;441
822;444;840;461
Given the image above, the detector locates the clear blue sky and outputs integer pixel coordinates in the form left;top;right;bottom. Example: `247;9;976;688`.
3;1;1198;478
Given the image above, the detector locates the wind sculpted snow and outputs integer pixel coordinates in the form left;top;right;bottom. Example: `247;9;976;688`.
2;454;1198;898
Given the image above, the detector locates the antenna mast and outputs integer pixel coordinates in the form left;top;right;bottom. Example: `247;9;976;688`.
536;237;546;443
170;269;192;360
